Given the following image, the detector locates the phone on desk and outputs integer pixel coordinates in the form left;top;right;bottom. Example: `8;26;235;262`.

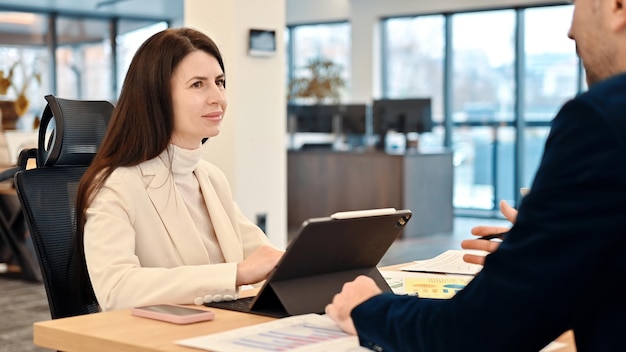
131;304;215;324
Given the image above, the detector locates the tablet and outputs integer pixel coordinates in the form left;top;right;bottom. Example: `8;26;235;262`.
206;208;412;317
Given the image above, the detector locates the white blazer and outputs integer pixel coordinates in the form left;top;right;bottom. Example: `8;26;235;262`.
84;155;272;311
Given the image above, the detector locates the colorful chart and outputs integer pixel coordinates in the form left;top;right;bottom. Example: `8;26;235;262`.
403;277;471;299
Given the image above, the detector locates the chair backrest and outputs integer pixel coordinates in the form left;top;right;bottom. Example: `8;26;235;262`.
0;148;38;184
14;95;113;319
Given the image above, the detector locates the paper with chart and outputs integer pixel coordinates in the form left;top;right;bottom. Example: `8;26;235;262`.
400;249;487;275
380;270;472;299
176;313;368;352
403;276;472;299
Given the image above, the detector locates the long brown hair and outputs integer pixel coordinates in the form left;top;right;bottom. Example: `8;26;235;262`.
73;27;225;301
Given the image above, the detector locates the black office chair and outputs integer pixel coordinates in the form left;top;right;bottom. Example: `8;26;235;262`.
0;147;38;182
14;95;113;319
0;148;41;282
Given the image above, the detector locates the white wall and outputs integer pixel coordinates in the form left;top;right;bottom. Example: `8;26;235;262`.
287;0;565;101
185;0;287;249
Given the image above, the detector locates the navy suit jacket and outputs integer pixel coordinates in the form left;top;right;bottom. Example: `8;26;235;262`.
352;73;626;351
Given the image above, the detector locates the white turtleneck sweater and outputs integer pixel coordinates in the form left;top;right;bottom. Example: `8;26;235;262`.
167;144;226;264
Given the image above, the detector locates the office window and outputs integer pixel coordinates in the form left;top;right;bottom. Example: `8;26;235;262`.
56;16;112;100
116;20;168;98
382;15;445;123
523;126;551;187
451;10;516;210
523;5;577;187
452;10;515;123
288;22;350;102
0;11;49;130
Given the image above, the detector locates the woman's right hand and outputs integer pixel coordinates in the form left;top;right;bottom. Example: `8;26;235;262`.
236;245;284;286
460;200;518;265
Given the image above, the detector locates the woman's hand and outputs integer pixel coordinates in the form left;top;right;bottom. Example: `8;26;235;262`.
236;245;284;286
460;200;518;265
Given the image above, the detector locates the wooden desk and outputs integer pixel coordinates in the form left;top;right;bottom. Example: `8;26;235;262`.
33;271;577;352
34;304;274;352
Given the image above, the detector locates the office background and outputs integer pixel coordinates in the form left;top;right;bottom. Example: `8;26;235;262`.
0;0;580;246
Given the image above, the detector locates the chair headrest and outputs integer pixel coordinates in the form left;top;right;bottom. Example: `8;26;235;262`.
38;95;114;167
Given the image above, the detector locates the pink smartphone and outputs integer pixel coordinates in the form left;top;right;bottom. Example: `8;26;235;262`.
131;304;215;324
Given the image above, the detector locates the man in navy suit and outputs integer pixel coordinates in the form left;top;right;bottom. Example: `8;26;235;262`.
326;0;626;351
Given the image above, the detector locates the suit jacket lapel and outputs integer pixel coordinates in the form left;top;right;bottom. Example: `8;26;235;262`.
195;167;243;263
139;157;209;265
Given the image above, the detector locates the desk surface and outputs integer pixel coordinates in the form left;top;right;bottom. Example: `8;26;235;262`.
35;303;274;352
33;270;577;352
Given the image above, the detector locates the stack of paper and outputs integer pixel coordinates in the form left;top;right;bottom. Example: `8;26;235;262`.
400;249;487;275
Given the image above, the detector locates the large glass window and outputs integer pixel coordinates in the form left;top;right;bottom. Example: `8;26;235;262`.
382;15;446;150
453;126;516;209
0;11;49;131
116;20;168;98
523;5;578;187
452;10;516;124
288;22;351;102
0;8;169;167
382;15;445;123
56;16;112;100
378;5;578;213
451;10;516;210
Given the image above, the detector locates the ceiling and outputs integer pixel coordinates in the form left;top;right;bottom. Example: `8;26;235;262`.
0;0;183;22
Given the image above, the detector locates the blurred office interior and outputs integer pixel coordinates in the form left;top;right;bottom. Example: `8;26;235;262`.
0;0;582;222
0;0;580;349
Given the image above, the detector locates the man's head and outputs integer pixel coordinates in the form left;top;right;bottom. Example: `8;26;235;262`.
569;0;626;85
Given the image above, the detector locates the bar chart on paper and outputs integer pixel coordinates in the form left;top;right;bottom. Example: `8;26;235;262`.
176;314;368;352
381;270;473;299
404;277;471;299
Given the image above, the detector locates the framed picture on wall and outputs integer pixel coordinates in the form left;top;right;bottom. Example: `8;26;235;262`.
248;29;276;57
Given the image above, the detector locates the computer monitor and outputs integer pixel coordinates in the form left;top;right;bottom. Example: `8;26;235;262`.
338;104;367;135
372;98;433;135
286;104;334;133
286;104;367;135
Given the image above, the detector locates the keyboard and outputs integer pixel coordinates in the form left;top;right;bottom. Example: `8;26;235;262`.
204;296;288;318
204;296;254;313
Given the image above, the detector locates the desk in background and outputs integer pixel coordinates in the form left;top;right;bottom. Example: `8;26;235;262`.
288;149;454;237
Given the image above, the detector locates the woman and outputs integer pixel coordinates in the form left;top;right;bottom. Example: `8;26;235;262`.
74;27;283;311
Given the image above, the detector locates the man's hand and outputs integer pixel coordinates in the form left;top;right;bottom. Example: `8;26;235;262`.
461;200;518;265
325;276;382;335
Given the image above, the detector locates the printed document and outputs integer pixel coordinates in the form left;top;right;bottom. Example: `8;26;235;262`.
176;313;368;352
380;270;472;298
401;249;487;275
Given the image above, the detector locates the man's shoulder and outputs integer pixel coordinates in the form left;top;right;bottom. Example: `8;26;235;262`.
566;72;626;126
581;72;626;103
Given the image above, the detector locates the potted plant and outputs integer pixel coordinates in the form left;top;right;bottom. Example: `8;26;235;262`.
288;57;345;104
0;60;42;130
